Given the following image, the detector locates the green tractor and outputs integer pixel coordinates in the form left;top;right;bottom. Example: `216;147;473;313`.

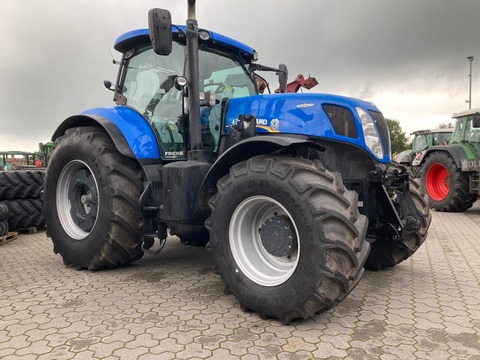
35;141;56;167
396;128;453;169
416;108;480;211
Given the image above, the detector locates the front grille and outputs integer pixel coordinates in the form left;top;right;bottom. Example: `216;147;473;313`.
369;110;390;156
323;104;358;139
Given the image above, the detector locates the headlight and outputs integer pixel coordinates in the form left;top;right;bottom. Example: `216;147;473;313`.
356;107;383;159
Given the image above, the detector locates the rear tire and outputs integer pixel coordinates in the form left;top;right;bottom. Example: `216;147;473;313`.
44;127;144;270
421;152;476;212
206;155;369;324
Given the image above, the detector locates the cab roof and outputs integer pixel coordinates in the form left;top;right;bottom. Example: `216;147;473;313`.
114;26;256;60
411;128;453;135
452;107;480;118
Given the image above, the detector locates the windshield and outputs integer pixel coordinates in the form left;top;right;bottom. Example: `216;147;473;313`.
412;134;429;152
121;42;185;120
432;132;452;146
465;115;480;143
451;120;463;143
452;115;480;143
198;45;257;150
119;41;256;157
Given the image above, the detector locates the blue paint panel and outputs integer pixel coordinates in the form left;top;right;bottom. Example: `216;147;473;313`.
115;29;150;47
81;107;160;159
225;93;390;163
209;31;255;57
114;27;255;58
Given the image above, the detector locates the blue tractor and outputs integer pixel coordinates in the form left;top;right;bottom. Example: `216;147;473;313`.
44;1;431;323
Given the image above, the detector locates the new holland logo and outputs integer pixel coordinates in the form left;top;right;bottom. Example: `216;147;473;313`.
270;118;280;131
255;118;280;132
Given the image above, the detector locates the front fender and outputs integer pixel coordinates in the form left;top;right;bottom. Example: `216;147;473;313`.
395;149;414;165
195;135;325;217
52;106;160;159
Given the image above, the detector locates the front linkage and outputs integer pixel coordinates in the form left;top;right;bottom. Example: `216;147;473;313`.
362;162;431;270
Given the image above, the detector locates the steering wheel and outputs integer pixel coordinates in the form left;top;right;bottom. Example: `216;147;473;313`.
204;81;226;94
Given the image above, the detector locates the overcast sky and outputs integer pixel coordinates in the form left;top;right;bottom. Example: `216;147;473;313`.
1;0;480;151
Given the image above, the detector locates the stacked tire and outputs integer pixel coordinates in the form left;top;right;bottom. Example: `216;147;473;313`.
0;203;9;236
0;170;46;231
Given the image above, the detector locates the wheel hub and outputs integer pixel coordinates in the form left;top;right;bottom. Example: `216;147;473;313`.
260;215;297;257
426;163;450;201
67;168;98;232
229;195;300;287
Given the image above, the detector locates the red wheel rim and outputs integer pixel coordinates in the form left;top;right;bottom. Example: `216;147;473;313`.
425;163;450;201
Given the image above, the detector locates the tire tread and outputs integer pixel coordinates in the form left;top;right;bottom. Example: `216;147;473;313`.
45;127;143;270
207;155;369;323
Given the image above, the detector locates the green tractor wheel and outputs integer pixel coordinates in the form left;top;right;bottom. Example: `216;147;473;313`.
421;152;477;212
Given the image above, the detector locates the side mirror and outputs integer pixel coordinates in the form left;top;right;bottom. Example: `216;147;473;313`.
148;8;173;56
103;80;114;92
278;64;288;93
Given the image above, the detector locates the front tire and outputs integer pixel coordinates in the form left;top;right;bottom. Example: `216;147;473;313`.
206;155;369;323
421;152;476;212
44;127;144;270
364;177;431;270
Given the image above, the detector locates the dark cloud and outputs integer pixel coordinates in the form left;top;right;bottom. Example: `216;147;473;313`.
1;0;479;150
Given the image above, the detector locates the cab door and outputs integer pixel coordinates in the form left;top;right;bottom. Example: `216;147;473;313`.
119;42;187;160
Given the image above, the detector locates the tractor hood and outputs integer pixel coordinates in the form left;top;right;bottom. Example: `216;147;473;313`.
225;93;391;162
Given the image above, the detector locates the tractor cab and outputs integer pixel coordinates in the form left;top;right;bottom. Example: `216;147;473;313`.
113;27;258;160
451;108;480;157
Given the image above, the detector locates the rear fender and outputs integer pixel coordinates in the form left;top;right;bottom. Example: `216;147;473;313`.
416;145;467;168
52;107;160;159
195;135;324;217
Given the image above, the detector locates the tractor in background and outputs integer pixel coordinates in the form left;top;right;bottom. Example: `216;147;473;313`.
396;128;453;170
416;108;480;211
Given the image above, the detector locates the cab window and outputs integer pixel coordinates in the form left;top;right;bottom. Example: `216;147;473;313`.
119;42;257;157
465;116;480;142
412;134;428;152
199;48;256;151
120;42;186;159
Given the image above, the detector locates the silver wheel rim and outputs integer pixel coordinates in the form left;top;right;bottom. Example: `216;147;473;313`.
56;160;99;240
229;195;300;287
